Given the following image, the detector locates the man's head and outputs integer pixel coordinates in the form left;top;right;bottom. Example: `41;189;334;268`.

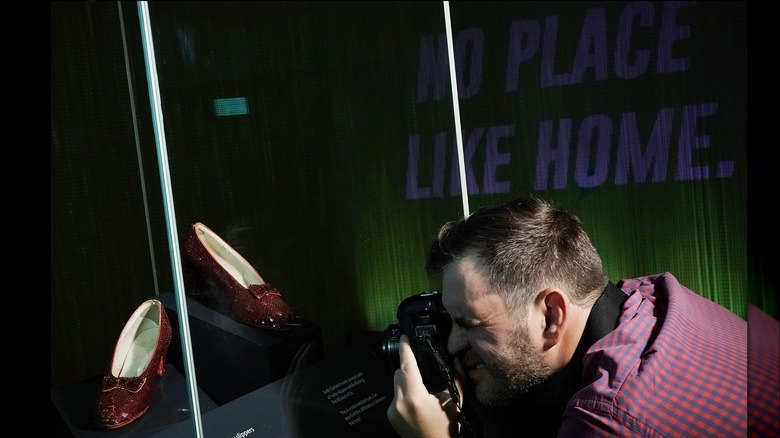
426;194;608;405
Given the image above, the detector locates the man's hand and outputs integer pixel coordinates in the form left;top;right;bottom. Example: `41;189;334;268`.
387;335;460;437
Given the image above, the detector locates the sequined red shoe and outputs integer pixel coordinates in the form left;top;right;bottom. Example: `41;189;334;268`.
94;299;172;429
181;222;297;330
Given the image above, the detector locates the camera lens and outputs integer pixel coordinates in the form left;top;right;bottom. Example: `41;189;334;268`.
382;324;401;371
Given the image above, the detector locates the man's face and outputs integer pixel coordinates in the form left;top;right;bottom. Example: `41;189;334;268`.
442;258;554;406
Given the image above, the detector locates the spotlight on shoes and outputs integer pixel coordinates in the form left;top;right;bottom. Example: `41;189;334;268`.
94;299;172;429
182;222;298;330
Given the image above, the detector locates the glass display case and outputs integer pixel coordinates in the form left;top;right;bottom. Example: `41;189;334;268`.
51;2;753;437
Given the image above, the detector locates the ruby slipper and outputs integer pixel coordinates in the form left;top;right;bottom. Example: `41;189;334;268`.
181;222;297;330
94;299;172;429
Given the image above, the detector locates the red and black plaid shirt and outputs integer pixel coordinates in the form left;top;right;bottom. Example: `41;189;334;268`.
558;272;777;437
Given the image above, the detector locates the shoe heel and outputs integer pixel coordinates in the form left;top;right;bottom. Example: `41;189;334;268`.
156;354;166;377
183;265;205;296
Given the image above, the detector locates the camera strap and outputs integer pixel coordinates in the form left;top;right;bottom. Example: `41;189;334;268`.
426;337;476;437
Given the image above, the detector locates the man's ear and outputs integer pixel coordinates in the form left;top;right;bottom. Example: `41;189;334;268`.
540;288;566;350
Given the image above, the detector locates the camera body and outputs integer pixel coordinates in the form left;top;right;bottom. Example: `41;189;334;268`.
382;290;452;393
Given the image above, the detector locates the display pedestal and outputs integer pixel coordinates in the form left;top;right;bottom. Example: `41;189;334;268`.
158;291;324;406
149;342;398;438
50;364;217;438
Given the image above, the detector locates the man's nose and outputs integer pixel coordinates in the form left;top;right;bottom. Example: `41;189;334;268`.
448;324;468;355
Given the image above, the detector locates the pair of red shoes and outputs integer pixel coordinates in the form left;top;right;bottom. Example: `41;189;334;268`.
94;222;297;429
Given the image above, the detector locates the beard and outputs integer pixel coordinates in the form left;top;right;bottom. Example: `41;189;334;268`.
474;324;555;406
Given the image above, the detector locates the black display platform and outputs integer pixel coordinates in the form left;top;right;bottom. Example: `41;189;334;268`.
148;342;398;438
50;364;217;438
158;291;324;406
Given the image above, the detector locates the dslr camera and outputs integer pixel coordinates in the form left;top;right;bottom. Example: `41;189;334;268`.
382;290;453;393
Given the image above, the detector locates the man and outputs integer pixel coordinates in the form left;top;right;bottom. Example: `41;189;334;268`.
387;194;769;437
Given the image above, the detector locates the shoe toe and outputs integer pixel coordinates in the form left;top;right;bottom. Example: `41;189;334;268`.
242;284;297;329
94;377;150;429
